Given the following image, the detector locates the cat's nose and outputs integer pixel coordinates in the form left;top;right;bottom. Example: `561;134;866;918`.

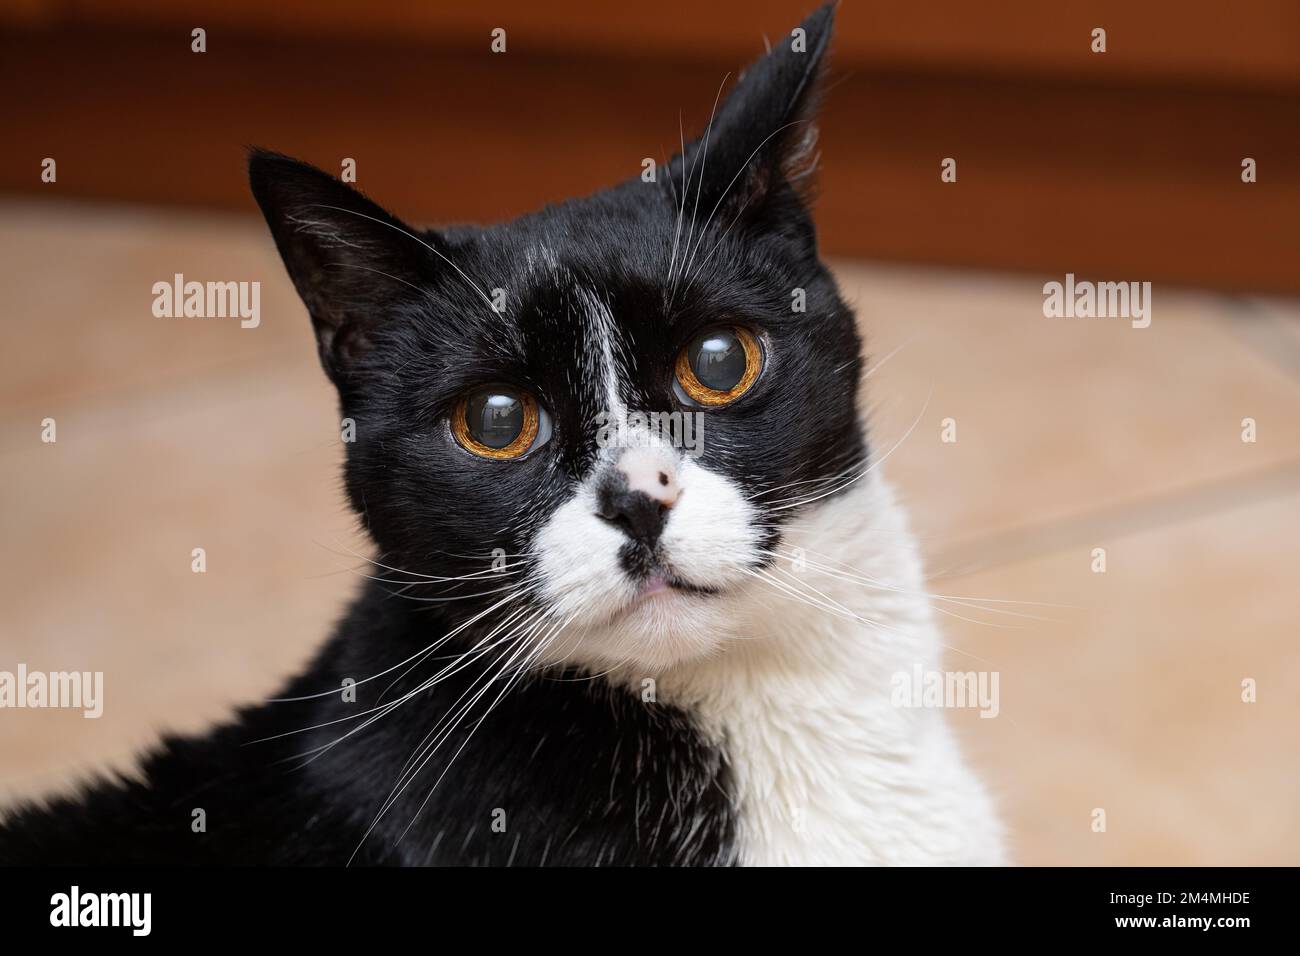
595;449;679;548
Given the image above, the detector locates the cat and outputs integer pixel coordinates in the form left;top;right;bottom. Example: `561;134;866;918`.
0;4;1004;866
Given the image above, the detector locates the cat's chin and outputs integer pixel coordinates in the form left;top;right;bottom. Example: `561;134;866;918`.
538;582;739;673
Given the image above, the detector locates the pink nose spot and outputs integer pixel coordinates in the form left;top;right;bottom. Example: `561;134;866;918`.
619;448;679;506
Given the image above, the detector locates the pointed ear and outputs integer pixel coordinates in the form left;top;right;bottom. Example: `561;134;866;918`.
673;3;835;234
248;150;432;385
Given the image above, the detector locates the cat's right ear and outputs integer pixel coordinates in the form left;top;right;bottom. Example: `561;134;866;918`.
248;149;432;386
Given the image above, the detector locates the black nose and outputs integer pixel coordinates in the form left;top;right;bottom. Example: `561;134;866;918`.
595;477;668;548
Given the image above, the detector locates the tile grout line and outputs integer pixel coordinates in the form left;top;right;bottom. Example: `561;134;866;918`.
929;458;1300;579
1216;295;1300;386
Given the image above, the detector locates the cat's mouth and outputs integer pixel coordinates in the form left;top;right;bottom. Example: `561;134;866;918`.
616;567;721;618
637;571;719;600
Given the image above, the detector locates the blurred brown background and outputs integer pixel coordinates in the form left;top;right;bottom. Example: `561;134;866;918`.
3;0;1299;289
1;1;1298;865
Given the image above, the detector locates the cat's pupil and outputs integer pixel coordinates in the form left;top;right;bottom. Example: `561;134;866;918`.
467;391;524;448
691;330;746;391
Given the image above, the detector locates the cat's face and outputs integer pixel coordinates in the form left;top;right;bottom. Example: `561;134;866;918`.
251;5;863;671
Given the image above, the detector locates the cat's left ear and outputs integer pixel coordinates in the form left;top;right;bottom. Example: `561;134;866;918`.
673;3;836;236
249;149;435;388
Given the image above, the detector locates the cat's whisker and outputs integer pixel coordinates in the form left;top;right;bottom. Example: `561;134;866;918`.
375;599;549;705
683;189;755;286
375;594;555;703
529;613;635;674
676;120;809;289
862;336;916;381
309;204;498;316
347;636;534;862
928;604;1035;630
350;610;573;862
329;548;540;605
748;564;903;636
766;391;931;514
383;607;557;781
373;579;532;604
762;552;1035;630
342;563;526;588
257;596;542;753
746;449;868;500
755;559;1001;664
325;261;441;308
666;111;691;292
670;73;730;300
265;586;531;703
739;564;998;667
659;145;678;210
387;612;577;851
764;543;1075;616
323;536;536;583
281;598;550;771
404;608;569;781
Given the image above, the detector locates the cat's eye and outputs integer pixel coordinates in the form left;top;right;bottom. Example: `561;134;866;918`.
453;386;551;460
674;326;763;407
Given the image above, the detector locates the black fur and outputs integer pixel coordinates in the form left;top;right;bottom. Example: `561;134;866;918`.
1;4;865;866
0;592;735;865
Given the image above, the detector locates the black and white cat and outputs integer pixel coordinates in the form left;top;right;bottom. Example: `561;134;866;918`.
0;5;1003;866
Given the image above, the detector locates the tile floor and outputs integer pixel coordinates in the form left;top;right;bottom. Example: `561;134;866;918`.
1;198;1297;864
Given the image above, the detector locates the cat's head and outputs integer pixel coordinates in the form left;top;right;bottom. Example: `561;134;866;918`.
250;4;865;672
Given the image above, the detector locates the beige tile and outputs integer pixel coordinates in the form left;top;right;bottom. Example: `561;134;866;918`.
936;491;1300;865
1221;295;1300;386
0;357;366;804
2;201;1297;869
0;199;359;803
833;261;1300;556
0;199;310;423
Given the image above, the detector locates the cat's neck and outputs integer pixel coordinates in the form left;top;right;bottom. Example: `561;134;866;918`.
654;476;938;702
639;478;1002;865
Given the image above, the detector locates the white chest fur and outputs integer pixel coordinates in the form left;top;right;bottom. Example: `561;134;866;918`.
655;478;1006;866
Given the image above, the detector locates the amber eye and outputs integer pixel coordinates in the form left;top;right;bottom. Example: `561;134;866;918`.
453;386;549;460
674;326;763;407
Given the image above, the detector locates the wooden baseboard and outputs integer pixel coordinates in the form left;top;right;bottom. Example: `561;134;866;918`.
1;23;1296;292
